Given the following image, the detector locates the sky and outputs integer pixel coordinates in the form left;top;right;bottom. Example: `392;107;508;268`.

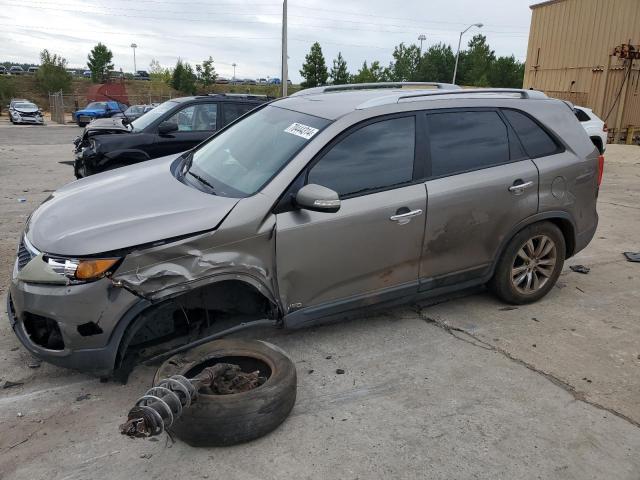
0;0;534;82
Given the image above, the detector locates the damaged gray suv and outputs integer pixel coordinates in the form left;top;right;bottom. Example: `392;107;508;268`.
8;83;602;377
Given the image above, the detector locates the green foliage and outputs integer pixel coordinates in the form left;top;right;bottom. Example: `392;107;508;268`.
457;34;495;86
35;49;71;94
329;52;349;85
171;59;197;94
487;55;525;88
300;42;328;88
149;58;172;84
87;43;114;83
385;43;421;81
198;56;217;87
351;60;386;83
0;75;16;112
418;43;456;83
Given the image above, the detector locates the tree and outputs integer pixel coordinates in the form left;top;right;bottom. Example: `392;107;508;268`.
0;76;16;114
149;58;172;84
458;34;495;87
487;55;525;88
200;56;217;86
171;59;196;94
35;49;71;94
417;43;456;83
351;60;386;83
300;42;328;88
87;43;114;83
386;43;421;81
329;52;349;85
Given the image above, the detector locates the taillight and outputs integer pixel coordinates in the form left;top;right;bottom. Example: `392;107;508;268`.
597;155;604;186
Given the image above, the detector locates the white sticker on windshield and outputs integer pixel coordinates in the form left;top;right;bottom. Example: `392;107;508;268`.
284;123;319;140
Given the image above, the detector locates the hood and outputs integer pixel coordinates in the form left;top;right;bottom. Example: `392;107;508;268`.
83;117;130;133
15;106;39;114
27;156;240;256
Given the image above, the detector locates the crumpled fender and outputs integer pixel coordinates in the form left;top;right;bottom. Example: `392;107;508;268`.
111;199;279;309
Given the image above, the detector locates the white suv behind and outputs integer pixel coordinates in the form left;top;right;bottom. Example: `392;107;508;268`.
575;106;607;154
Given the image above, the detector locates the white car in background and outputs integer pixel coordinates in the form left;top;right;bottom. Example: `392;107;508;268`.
575;106;607;154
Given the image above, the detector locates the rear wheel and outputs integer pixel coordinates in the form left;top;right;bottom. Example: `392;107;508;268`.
490;222;565;304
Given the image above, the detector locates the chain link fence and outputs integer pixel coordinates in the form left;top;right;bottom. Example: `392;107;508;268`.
47;92;175;124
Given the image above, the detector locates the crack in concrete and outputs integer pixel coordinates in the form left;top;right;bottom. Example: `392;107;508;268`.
416;307;640;430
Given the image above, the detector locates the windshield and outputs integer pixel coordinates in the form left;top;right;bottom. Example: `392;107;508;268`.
85;102;107;110
15;103;36;109
126;106;144;114
130;100;178;132
187;105;330;198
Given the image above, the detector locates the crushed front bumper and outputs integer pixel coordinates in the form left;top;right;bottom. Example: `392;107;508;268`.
8;267;147;376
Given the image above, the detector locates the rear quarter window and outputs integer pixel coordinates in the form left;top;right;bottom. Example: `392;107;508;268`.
502;109;561;159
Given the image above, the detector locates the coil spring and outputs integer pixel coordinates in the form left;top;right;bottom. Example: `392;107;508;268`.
130;375;196;436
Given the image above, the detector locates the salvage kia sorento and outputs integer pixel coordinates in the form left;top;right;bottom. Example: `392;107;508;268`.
8;83;601;377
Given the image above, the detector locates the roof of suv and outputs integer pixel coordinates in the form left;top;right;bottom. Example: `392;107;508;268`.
173;93;273;104
277;83;549;120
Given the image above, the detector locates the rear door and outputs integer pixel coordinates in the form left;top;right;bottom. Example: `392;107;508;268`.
419;108;539;289
276;114;427;319
149;102;219;157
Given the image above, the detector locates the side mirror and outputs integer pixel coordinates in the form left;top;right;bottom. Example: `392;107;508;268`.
158;121;178;135
295;184;341;213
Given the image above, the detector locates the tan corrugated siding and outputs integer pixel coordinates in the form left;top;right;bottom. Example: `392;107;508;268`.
523;0;640;127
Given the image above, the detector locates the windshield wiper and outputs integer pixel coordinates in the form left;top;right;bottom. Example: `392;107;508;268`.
187;170;216;194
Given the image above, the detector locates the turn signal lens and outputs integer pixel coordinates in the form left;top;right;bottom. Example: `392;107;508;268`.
75;259;119;280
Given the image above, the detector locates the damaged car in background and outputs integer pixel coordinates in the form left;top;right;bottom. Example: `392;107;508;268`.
73;94;270;178
8;83;601;380
9;100;44;125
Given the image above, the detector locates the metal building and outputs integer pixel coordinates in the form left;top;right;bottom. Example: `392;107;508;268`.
523;0;640;141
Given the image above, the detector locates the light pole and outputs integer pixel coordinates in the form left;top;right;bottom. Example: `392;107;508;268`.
452;23;482;84
130;43;138;74
232;62;237;81
418;34;426;54
281;0;288;96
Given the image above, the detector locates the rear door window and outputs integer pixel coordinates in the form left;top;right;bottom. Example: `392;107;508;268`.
223;103;256;125
426;110;510;178
166;103;218;131
307;116;416;197
502;109;561;158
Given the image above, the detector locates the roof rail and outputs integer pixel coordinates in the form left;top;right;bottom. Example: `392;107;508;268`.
398;88;548;102
203;93;271;99
290;82;460;97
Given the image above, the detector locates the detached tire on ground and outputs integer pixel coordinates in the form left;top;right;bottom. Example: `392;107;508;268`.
153;339;297;447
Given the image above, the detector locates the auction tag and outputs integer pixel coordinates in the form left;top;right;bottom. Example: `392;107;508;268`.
284;123;319;140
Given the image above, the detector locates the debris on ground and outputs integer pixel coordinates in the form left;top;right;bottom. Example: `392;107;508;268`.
76;393;91;402
325;355;332;360
17;412;24;418
1;379;24;389
17;198;26;203
27;359;41;369
623;252;640;263
308;369;314;374
570;265;590;274
140;453;153;459
336;369;345;375
499;306;518;311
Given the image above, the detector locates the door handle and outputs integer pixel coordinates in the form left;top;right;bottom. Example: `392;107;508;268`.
390;209;423;224
508;180;534;194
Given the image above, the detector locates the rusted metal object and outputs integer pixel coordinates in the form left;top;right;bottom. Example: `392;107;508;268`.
119;363;266;438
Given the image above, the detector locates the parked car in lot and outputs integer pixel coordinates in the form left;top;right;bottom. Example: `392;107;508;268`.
9;100;44;125
574;106;607;153
27;66;38;75
0;66;6;75
114;104;155;122
133;70;150;81
72;100;128;127
9;65;24;75
8;83;601;376
215;77;230;84
83;70;92;78
268;77;281;85
73;93;270;177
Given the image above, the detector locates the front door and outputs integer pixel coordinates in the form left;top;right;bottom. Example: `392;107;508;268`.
275;115;427;321
419;109;539;288
150;102;219;157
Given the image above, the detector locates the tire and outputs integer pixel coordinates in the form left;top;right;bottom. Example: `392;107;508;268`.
153;339;297;447
489;221;566;305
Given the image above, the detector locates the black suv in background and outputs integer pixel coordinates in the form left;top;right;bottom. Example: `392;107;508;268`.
73;94;271;178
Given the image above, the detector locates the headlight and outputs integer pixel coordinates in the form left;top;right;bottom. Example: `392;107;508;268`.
46;257;120;282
